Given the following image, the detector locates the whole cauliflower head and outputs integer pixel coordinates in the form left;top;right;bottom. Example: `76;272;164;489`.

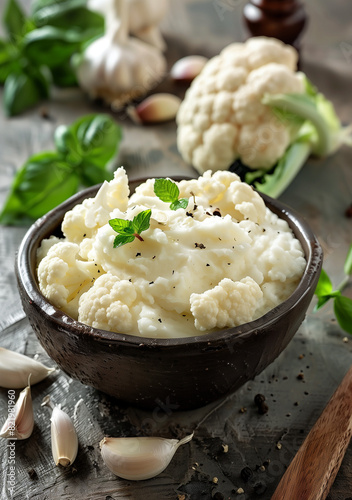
176;37;305;172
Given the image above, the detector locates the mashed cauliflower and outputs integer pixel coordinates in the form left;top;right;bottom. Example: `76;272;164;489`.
36;167;306;338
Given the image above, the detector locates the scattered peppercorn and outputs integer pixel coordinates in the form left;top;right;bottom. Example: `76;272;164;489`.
254;393;268;414
213;492;224;500
28;468;38;480
253;481;267;495
240;466;253;482
254;394;265;405
297;372;304;380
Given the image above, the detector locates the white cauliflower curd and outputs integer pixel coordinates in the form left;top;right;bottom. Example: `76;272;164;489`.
36;167;306;339
176;37;305;172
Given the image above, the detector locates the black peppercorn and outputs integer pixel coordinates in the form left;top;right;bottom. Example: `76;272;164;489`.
213;492;224;500
253;481;267;495
257;402;269;414
254;394;266;405
240;466;253;482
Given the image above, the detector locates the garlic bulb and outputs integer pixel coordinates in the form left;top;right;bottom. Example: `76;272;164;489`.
100;433;193;480
88;0;168;50
0;347;55;389
0;381;34;440
76;0;167;108
42;396;78;467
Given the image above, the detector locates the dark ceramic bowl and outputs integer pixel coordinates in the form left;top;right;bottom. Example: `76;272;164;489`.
16;178;323;410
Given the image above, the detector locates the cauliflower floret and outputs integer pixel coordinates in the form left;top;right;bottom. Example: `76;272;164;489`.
244;36;298;71
62;167;129;242
176;37;304;173
190;277;263;331
237;118;291;169
78;274;137;333
37;242;103;318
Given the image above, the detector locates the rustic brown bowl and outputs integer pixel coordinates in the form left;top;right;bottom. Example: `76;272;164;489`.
16;178;323;411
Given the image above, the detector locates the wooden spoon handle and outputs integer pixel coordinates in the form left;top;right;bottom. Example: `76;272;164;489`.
271;365;352;500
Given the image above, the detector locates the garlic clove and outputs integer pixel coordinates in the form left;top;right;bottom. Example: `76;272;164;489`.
50;405;78;467
0;347;55;389
100;433;193;480
170;55;209;83
127;93;181;124
0;382;34;440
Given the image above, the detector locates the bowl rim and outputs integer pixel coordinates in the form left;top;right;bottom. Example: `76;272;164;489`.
16;176;323;349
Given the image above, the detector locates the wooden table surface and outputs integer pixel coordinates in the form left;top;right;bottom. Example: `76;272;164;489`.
0;1;352;499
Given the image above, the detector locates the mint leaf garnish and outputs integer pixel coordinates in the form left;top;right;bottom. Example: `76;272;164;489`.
154;178;188;211
109;209;151;248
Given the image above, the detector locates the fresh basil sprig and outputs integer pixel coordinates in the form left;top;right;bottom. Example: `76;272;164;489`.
0;0;104;116
109;210;152;248
314;244;352;334
154;178;189;210
0;114;122;226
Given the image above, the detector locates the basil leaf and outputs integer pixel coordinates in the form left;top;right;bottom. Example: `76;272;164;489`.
78;161;114;186
0;152;78;225
113;234;135;249
344;244;352;276
3;0;26;42
154;178;179;203
3;68;49;116
133;210;152;234
54;125;81;164
50;61;77;87
170;199;189;211
314;268;333;297
334;295;352;335
22;26;82;68
68;114;122;168
32;2;103;41
0;40;19;84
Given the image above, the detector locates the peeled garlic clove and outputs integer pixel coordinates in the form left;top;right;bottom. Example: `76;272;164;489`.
170;55;208;83
0;347;55;389
100;433;193;480
0;382;34;440
128;93;181;124
51;405;78;467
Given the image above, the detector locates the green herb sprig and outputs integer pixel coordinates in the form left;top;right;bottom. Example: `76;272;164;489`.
314;244;352;334
0;114;122;226
109;210;152;248
0;0;104;116
153;178;189;211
